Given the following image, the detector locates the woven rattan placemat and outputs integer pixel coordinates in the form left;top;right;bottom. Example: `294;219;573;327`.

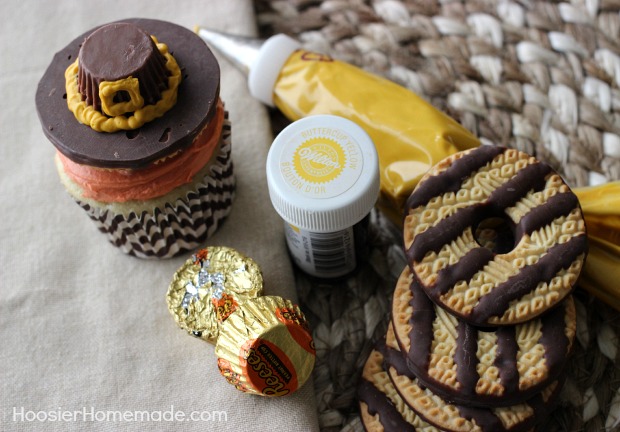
255;1;620;430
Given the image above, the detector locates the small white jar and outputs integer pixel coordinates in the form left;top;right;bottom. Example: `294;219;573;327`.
266;115;380;278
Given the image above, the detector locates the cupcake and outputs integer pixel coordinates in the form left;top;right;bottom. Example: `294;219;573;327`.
35;19;235;258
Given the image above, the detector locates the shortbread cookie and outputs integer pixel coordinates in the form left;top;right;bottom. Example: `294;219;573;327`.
392;266;575;407
403;146;587;326
358;343;439;432
384;321;561;432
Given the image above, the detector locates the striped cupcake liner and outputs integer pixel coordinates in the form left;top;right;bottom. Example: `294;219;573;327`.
77;118;235;259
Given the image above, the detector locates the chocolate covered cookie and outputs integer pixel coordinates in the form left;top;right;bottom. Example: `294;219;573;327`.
384;321;562;432
391;266;575;407
403;146;587;326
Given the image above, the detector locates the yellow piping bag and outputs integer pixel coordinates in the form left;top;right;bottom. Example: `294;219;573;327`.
196;29;620;311
196;28;480;224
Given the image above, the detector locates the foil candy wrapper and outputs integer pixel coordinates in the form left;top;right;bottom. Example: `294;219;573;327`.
167;246;315;396
215;296;316;397
166;246;263;343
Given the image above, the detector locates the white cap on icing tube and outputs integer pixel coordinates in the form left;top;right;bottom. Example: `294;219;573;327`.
266;115;380;232
196;29;301;106
247;34;301;106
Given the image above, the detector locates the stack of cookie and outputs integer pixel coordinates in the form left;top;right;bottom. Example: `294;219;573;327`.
358;146;588;431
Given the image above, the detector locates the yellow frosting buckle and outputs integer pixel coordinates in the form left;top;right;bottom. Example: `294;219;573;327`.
65;36;181;133
99;77;145;117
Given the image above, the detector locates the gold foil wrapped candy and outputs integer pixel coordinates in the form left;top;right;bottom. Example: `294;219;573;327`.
215;296;315;397
166;246;263;343
166;246;316;396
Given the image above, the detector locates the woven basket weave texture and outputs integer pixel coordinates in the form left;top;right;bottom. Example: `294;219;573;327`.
255;1;620;431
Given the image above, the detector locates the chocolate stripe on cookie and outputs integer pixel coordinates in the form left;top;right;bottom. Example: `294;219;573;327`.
359;346;420;432
383;341;416;380
539;302;571;381
471;235;587;322
495;326;519;394
407;206;479;263
407;275;435;371
432;247;494;297
358;380;416;432
408;161;554;263
455;322;479;397
515;192;579;240
406;145;505;210
385;316;563;431
383;334;510;431
455;404;515;431
487;162;551;210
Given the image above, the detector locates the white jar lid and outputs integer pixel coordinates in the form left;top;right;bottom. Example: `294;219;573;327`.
266;115;380;232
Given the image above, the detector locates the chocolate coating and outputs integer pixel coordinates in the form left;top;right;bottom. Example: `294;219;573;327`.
383;339;542;432
405;146;587;326
78;22;169;111
358;379;416;432
399;276;573;407
35;18;220;168
358;344;418;432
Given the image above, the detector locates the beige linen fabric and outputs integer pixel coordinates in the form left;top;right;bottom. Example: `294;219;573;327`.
0;0;319;430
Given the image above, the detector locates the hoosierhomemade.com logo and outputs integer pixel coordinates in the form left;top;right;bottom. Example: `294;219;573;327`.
10;405;228;423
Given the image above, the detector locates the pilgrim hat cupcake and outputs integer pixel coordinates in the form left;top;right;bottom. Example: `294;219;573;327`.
36;18;235;258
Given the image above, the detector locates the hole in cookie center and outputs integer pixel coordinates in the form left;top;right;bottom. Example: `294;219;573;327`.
473;216;515;254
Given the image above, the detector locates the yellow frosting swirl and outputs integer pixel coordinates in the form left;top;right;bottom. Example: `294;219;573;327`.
64;36;181;133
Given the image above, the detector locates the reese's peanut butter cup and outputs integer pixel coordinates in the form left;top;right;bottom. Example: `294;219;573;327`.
166;246;263;343
77;22;172;116
215;296;315;396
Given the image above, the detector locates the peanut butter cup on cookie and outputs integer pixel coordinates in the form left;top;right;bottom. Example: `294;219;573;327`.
36;19;234;258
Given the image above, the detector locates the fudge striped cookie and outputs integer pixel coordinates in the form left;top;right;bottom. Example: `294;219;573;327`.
384;321;562;432
358;343;439;431
403;146;587;326
391;266;575;407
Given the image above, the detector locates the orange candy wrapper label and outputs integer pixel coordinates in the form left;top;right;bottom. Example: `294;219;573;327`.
238;338;299;397
214;296;316;397
276;307;315;355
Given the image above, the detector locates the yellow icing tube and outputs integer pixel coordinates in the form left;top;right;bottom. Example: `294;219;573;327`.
196;29;480;223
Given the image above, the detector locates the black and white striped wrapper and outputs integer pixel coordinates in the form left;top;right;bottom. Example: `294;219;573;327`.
76;118;235;259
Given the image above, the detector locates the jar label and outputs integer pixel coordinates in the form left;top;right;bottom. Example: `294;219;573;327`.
285;223;356;278
279;127;363;199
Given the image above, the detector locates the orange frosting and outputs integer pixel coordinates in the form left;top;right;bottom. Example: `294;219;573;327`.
58;100;225;202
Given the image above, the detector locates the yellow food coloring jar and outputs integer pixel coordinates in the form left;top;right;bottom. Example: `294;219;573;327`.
266;115;380;278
